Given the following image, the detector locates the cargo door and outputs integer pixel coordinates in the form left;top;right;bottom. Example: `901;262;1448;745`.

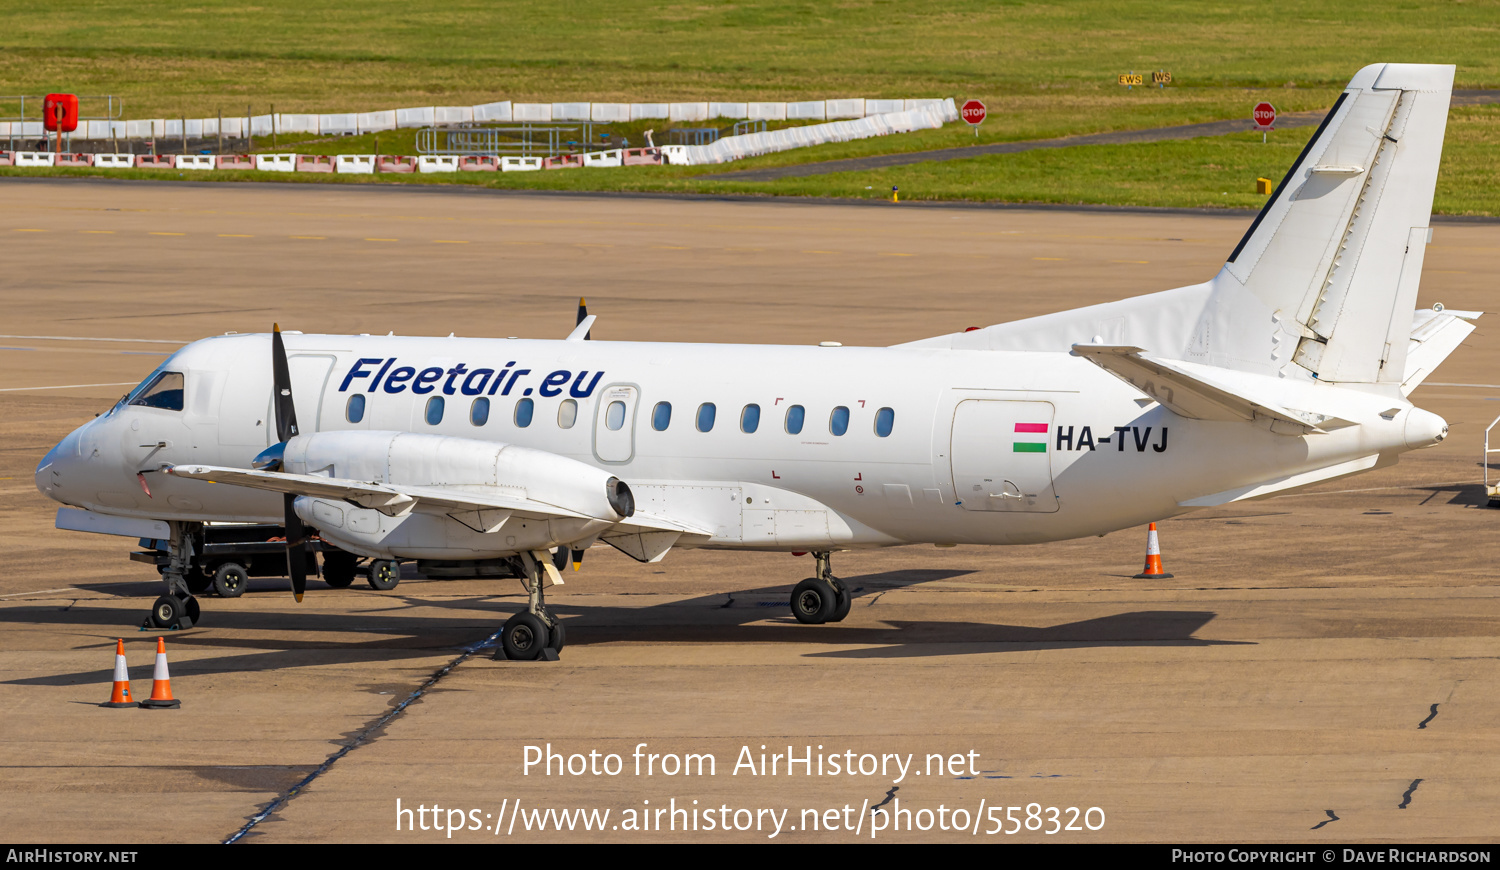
950;400;1059;512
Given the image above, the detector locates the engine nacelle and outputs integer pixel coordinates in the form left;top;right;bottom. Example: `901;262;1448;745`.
281;431;630;560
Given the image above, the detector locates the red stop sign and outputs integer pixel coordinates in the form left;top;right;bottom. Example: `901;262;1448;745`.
1252;101;1277;129
961;99;987;126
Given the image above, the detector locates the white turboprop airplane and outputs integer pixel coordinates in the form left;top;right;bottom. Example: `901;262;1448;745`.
35;63;1476;659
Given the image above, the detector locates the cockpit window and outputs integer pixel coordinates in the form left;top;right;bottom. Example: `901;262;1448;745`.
128;371;185;412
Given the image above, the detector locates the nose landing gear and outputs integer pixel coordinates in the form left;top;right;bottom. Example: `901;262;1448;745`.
790;551;850;625
145;521;201;630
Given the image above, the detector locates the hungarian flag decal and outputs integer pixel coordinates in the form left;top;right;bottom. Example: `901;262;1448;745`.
1013;422;1048;453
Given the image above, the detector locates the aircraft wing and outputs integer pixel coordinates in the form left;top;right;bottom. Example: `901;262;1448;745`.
598;511;714;563
1071;344;1353;433
164;464;595;522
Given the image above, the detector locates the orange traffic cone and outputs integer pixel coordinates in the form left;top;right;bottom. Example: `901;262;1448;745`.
138;636;181;709
100;638;134;708
1133;522;1174;579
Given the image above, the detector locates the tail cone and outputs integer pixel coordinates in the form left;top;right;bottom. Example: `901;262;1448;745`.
138;636;181;709
1134;522;1175;580
100;639;134;708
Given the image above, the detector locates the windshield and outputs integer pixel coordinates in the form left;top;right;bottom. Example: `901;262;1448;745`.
126;371;185;412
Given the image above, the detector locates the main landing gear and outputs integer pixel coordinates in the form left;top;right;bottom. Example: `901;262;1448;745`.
497;550;567;662
790;551;851;625
145;521;202;630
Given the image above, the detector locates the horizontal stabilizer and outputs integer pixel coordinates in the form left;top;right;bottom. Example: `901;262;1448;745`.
1071;344;1353;433
1402;308;1480;395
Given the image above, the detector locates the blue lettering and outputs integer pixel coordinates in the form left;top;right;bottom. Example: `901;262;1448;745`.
461;368;494;396
487;362;517;396
501;369;531;396
338;358;385;392
538;370;571;398
442;363;468;395
411;367;443;395
383;366;416;393
570;370;604;398
367;358;395;393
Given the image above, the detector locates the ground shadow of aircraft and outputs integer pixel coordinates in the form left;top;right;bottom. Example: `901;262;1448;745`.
3;566;1242;685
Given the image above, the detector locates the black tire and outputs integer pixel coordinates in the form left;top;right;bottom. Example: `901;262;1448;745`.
368;560;401;591
501;612;550;660
547;619;566;652
828;583;851;623
213;562;249;598
790;577;836;624
322;552;358;589
149;594;185;629
183;595;201;624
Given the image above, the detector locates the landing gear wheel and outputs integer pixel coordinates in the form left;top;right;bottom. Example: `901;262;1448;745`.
547;620;566;652
183;595;201;625
212;562;249;598
791;577;837;625
322;552;357;589
185;571;213;595
148;594;185;629
501;612;551;660
828;584;851;623
368;560;401;591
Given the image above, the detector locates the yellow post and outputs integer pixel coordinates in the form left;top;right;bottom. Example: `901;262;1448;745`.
1255;177;1274;195
892;186;899;203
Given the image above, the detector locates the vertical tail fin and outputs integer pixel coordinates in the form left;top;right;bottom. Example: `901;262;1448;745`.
1220;63;1454;385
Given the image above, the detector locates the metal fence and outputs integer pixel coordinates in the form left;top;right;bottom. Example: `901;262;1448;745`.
415;122;602;157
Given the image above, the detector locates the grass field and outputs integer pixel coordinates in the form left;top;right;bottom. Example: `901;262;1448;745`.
2;2;1496;212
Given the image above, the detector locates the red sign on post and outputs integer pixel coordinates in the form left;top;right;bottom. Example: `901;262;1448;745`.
1252;101;1277;130
961;99;987;126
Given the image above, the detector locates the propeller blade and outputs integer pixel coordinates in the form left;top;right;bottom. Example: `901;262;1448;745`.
576;297;591;340
284;492;307;603
271;324;299;443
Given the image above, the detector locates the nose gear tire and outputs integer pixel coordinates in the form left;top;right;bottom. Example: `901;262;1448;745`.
501;612;551;660
791;577;837;624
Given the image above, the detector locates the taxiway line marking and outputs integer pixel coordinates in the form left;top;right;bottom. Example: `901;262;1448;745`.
0;588;75;599
12;228;45;232
0;382;138;392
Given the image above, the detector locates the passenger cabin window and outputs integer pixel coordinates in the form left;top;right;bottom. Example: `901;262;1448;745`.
696;402;716;433
652;401;672;431
741;404;760;433
875;406;895;437
605;400;626;431
128;371;185;412
425;396;445;425
470;397;490;426
515;398;534;428
785;404;805;435
830;406;850;436
345;394;365;424
558;399;578;429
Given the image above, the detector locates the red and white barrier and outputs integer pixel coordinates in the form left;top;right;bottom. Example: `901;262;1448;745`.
417;155;459;173
542;153;584;170
254;153;296;172
500;156;542;172
0;152;13;167
134;155;173;170
217;154;254;170
335;154;376;174
377;155;416;173
458;155;499;171
297;154;334;173
621;147;662;166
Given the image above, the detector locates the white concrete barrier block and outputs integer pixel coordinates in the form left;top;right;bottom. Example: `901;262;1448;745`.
254;153;297;172
940;97;959;123
15;152;56;167
904;99;942;111
248;114;276;136
175;154;215;170
865;99;902;115
198;118;218;136
747;102;787;121
434;106;473;125
163;119;183;137
184;119;203;137
76;120;105;139
552;102;591;121
500;156;542;172
125;120;152;139
473;101;512;122
92;154;133;168
319;113;358;135
218;117;242;137
513;103;552;122
669;102;710;122
335;154;377;174
825;99;864;119
630;103;669;120
591;103;630;122
358;111;397;134
417;155;459;173
659;144;690;165
786;101;826;120
278;114;317;133
709;102;748;119
583;149;623;168
395;107;435;128
0;122;9;137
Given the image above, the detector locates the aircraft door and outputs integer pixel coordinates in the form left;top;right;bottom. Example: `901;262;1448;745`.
950;400;1059;513
593;384;639;463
